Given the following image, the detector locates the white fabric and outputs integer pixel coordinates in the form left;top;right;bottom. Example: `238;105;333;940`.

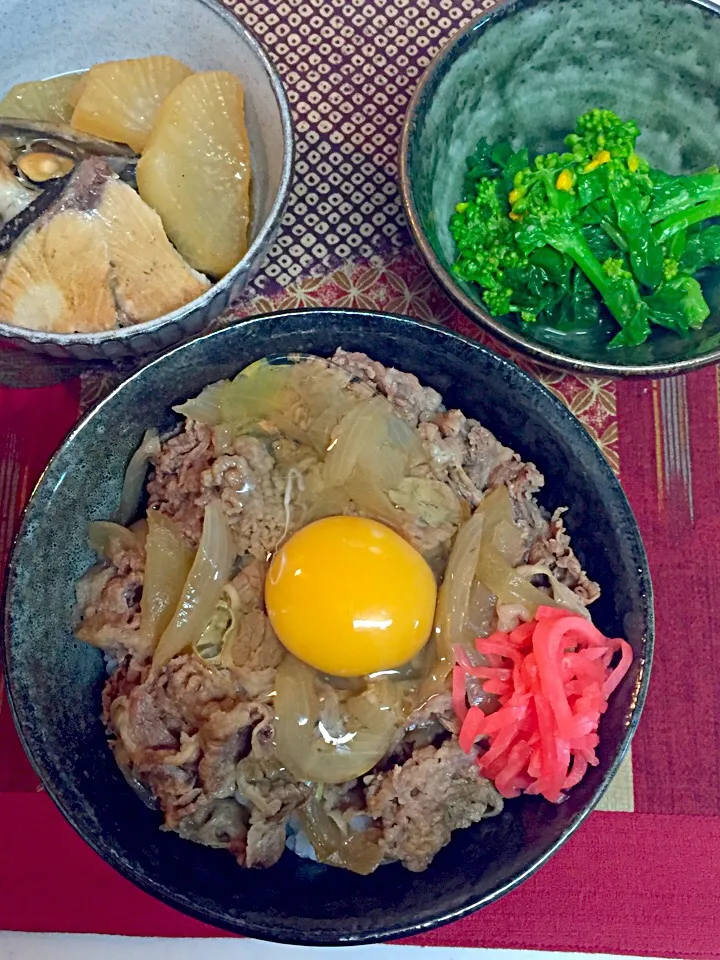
0;932;669;960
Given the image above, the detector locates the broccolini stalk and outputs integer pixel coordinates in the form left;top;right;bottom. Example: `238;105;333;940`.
648;168;720;223
563;110;662;287
608;181;664;288
653;196;720;244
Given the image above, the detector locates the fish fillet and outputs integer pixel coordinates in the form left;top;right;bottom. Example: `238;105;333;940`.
96;178;209;325
0;157;210;333
0;209;116;333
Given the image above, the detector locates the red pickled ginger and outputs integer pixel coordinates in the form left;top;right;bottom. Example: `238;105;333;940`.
454;606;633;803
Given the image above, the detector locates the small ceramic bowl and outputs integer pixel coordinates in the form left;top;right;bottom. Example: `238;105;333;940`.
400;0;720;377
2;310;653;944
0;0;293;361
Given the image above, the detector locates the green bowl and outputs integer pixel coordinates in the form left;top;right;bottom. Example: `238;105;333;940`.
400;0;720;377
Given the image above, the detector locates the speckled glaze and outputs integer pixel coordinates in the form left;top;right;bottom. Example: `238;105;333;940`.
0;0;293;360
401;0;720;377
2;311;653;944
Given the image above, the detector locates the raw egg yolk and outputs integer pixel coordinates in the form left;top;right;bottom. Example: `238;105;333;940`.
265;515;437;677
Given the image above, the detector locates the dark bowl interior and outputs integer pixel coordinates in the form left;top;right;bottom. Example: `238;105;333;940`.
2;310;653;944
401;0;720;376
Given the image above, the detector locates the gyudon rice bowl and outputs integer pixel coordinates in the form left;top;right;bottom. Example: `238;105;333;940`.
74;349;632;874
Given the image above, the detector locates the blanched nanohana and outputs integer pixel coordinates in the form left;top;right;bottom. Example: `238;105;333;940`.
451;109;720;347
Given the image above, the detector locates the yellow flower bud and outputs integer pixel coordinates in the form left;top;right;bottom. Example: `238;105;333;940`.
584;150;612;173
556;169;573;191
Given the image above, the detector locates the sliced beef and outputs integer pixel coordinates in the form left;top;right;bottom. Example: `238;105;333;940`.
488;454;544;501
332;348;443;425
101;656;148;721
178;798;249;862
405;691;458;738
234;717;311;868
417;409;520;509
74;534;147;661
200;438;287;559
177;794;281;869
488;456;548;550
320;779;367;827
107;655;240;763
229;609;284;698
110;680;186;758
147;421;215;545
389;477;463;528
418;408;598;605
230;557;266;612
224;561;285;698
417;421;479;503
143;760;204;829
156;655;246;728
382;692;458;769
149;427;290;560
105;654;270;831
246;820;287;869
433;409;516;493
235;744;310;822
389;477;463;563
104;531;146;575
365;739;503;872
528;507;600;603
198;701;272;801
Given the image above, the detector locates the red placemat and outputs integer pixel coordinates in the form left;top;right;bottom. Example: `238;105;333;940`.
1;0;720;955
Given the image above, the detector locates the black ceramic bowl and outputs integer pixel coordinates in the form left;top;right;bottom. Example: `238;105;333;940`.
2;310;653;944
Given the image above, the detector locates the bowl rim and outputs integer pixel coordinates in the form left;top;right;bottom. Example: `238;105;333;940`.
1;308;655;944
399;0;720;379
0;0;295;348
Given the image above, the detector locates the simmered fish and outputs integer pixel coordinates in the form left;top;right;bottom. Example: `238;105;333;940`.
0;157;209;333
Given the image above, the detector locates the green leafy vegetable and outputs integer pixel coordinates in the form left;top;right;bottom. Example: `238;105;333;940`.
644;275;710;334
609;181;663;288
648;167;720;223
450;108;719;349
681;225;720;273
